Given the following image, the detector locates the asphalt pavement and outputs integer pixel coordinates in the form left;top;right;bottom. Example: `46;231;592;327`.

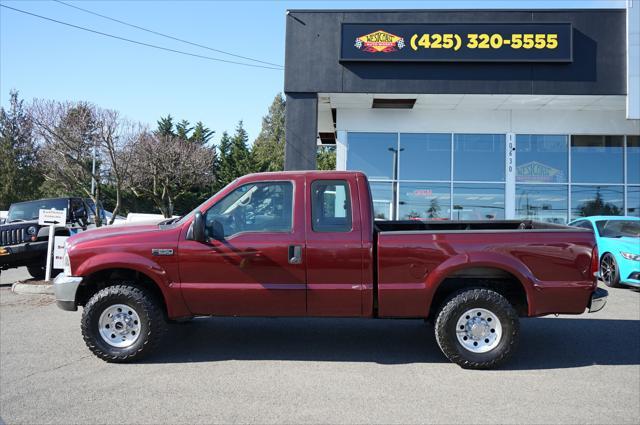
0;283;638;424
0;267;30;287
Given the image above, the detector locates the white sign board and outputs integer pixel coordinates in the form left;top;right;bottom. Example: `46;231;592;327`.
53;236;69;270
38;208;67;226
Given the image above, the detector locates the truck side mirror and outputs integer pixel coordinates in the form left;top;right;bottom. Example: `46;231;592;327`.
192;211;206;242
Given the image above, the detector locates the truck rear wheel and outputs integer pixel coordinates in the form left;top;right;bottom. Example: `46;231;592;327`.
435;288;519;369
81;284;167;362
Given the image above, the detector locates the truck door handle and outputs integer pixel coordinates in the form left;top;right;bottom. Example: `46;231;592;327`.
288;245;302;264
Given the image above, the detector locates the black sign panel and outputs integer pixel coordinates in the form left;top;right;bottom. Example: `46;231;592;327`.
340;23;573;62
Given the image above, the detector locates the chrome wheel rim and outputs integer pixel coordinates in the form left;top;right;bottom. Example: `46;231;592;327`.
456;308;502;353
601;256;615;285
98;304;141;348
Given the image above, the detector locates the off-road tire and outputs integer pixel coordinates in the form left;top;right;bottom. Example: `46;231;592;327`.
435;288;519;369
81;284;167;362
27;265;46;280
600;253;622;288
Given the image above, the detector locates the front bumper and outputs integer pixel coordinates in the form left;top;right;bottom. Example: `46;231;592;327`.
0;241;47;268
53;273;83;311
588;287;608;313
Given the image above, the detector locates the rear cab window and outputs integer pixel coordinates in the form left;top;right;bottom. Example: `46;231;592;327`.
311;180;352;232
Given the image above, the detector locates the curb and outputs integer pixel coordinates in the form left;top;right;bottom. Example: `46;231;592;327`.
11;281;54;295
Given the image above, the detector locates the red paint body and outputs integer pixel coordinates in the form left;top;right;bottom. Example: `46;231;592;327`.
66;171;597;319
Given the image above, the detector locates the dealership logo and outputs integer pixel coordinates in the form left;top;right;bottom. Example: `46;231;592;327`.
517;161;564;182
354;30;405;53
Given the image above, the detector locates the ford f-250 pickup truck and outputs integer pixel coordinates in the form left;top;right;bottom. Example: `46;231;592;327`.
54;171;607;369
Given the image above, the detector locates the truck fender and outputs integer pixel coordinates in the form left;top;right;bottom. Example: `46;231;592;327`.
425;251;537;315
73;252;191;317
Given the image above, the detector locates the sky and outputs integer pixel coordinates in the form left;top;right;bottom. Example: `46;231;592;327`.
0;0;627;145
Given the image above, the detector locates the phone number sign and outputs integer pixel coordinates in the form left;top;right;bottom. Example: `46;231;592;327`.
340;23;573;62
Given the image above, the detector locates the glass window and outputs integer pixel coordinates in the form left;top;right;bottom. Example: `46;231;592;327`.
311;180;352;232
399;133;451;180
516;135;567;183
571;185;624;219
515;185;568;224
205;182;293;237
628;186;640;217
628;136;640;184
370;182;394;220
347;133;398;180
452;183;505;220
571;135;623;183
398;183;451;220
454;134;505;182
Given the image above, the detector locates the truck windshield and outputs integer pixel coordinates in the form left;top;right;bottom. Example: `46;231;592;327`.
7;199;68;223
595;220;640;238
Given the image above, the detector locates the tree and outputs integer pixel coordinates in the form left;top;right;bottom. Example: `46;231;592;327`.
215;131;234;190
94;108;137;224
0;90;42;209
252;93;285;172
229;121;254;177
317;146;336;170
126;132;216;217
31;100;105;226
190;121;214;145
175;119;192;140
156;115;174;137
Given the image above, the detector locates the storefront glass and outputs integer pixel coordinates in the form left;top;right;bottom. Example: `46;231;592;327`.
571;185;624;220
628;136;640;185
571;135;624;183
399;133;451;181
515;184;568;224
454;134;505;182
346;132;397;180
369;182;394;220
398;183;451;220
516;135;568;183
452;184;505;220
627;186;640;217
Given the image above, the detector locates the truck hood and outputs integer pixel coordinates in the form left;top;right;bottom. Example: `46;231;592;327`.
0;219;38;229
68;223;160;247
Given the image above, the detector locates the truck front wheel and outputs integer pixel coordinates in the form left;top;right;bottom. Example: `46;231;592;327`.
81;284;167;362
435;288;519;369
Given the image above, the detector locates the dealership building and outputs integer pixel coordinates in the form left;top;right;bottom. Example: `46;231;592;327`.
283;5;640;223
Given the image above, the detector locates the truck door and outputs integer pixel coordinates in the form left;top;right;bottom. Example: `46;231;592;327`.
305;177;365;316
178;176;306;316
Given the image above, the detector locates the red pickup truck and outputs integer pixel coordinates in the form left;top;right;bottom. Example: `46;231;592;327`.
54;171;607;369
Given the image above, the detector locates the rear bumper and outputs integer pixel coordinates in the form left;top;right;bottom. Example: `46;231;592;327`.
588;287;608;313
53;273;83;311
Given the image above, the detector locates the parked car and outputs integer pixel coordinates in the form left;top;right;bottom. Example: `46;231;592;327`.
569;216;640;288
54;171;606;368
0;197;103;279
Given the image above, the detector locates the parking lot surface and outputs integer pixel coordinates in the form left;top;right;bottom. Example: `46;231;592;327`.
0;284;638;425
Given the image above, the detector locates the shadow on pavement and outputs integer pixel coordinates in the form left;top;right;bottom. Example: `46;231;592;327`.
146;316;640;369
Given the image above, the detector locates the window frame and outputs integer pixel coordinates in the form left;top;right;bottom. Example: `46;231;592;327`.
310;179;353;233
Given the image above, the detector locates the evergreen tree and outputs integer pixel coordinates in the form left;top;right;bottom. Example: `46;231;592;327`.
230;120;254;177
176;119;192;140
190;121;215;145
317;145;336;170
252;93;285;172
215;131;234;190
0;90;42;209
156;114;174;136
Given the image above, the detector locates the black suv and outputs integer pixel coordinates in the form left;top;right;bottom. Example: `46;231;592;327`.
0;197;104;279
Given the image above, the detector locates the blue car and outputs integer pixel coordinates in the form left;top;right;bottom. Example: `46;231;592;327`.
568;216;640;288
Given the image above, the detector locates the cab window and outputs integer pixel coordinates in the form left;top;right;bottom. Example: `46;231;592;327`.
205;182;293;238
311;180;352;232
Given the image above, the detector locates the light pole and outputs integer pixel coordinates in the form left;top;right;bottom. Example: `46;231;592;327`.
90;142;96;196
388;147;404;219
